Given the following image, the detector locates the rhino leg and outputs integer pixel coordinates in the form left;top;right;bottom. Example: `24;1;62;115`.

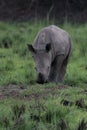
49;55;65;83
58;58;68;83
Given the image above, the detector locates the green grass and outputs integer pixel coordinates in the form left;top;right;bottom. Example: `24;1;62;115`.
0;21;87;129
0;21;86;86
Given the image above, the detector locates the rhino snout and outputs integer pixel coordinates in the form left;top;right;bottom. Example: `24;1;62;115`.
37;72;48;84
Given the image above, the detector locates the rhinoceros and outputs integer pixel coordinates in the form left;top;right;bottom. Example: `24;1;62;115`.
28;25;72;84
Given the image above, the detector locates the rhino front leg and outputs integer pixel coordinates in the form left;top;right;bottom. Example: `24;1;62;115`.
49;55;65;83
58;57;69;83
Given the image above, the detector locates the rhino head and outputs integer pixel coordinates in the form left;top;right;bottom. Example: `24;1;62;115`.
28;43;51;84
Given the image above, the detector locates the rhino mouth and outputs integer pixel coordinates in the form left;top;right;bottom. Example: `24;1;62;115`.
37;80;48;84
37;73;48;84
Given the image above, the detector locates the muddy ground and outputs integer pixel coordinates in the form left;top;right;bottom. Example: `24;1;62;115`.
0;84;68;100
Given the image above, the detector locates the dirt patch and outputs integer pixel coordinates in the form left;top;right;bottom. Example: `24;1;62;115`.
0;84;68;100
0;84;25;100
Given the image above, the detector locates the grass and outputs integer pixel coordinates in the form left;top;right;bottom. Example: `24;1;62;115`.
0;21;87;129
0;21;86;86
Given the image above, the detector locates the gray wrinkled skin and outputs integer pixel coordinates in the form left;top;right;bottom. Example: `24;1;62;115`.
28;25;72;84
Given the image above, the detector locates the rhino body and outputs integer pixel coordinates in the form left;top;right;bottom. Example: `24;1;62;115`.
28;25;72;84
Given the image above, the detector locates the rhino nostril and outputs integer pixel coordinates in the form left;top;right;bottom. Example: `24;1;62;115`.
38;73;44;80
38;72;43;77
37;73;45;84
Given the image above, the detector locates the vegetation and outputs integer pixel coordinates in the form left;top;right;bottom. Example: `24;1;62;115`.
0;21;87;129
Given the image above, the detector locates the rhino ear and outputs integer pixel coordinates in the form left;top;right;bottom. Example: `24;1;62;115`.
46;43;51;52
27;44;36;53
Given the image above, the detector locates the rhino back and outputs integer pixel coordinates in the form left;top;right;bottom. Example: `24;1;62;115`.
33;25;71;57
49;25;71;56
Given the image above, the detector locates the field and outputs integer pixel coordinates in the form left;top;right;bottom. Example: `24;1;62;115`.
0;21;87;130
